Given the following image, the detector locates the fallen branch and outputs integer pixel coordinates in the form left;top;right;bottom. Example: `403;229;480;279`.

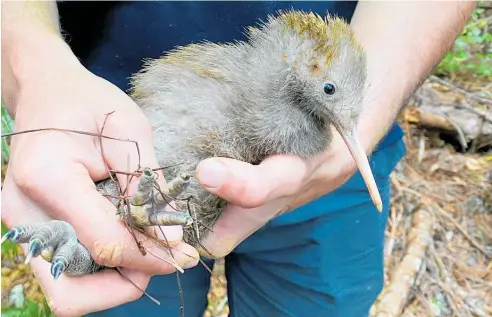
405;107;456;131
372;205;434;317
404;105;492;148
429;75;492;107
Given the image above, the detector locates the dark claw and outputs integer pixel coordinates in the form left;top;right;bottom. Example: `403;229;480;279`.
1;229;18;243
51;261;65;280
25;239;42;264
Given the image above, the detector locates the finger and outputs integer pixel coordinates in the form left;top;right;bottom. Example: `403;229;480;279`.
15;161;199;274
29;256;152;317
195;154;314;208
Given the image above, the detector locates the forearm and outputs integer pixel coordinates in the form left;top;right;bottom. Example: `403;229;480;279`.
350;1;476;152
1;1;79;116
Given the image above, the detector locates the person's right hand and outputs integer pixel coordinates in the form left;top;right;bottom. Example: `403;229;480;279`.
1;35;199;317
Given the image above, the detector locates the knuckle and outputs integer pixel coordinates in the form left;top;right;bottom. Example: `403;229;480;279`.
91;240;124;267
12;158;53;197
12;163;39;194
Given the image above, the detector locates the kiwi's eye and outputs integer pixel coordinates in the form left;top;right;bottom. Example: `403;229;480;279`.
323;83;336;95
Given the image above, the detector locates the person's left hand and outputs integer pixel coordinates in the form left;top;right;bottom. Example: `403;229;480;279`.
192;0;477;260
194;127;376;258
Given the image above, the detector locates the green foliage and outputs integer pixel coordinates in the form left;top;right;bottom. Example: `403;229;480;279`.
1;299;55;317
1;221;19;259
436;8;492;80
1;100;14;166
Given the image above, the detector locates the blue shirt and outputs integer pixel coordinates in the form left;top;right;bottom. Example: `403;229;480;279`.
58;1;403;150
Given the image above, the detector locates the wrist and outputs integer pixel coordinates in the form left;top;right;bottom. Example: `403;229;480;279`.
352;34;416;155
356;70;408;154
350;1;476;154
2;29;81;116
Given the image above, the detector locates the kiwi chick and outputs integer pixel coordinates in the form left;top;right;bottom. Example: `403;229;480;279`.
2;11;381;280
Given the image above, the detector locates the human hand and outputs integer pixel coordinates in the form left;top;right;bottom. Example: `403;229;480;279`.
194;127;375;258
1;38;199;316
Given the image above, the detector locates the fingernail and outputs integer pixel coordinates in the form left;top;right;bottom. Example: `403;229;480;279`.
197;160;228;188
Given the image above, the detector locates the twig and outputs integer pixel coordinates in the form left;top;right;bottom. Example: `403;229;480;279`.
144;248;184;273
215;296;229;313
413;291;435;317
115;267;160;305
432;206;490;258
400;187;447;204
99;112;118;185
385;204;404;258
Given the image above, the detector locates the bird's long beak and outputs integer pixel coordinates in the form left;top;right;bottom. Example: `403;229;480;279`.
332;121;383;212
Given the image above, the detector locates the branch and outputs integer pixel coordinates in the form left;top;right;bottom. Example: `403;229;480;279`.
372;205;434;317
429;75;492;107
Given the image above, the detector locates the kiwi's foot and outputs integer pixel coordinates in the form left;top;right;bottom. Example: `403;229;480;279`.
0;167;195;280
121;167;194;227
1;220;104;279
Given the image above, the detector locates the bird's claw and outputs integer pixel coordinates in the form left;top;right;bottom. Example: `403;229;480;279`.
51;261;65;280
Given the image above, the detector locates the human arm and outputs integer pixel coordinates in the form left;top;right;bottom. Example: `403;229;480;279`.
2;2;198;316
291;0;478;207
194;0;477;257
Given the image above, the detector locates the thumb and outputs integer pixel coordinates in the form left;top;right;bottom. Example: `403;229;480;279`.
195;154;313;208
